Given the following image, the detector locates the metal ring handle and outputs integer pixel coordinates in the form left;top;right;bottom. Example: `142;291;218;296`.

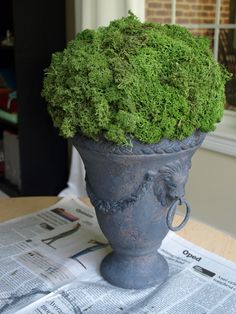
166;197;191;232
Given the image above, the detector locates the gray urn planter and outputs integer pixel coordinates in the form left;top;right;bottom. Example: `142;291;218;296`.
73;131;206;289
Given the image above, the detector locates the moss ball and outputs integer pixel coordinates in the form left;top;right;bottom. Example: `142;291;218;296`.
42;12;230;145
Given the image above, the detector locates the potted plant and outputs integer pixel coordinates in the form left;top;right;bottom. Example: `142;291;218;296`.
42;13;230;289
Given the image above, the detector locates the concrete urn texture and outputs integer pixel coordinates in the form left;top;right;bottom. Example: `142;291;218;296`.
73;131;206;289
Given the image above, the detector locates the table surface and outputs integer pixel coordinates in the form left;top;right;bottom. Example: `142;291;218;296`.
0;196;235;263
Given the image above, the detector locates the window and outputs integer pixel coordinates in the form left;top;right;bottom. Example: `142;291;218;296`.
146;0;236;156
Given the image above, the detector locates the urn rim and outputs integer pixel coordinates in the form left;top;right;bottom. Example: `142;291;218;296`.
72;130;206;156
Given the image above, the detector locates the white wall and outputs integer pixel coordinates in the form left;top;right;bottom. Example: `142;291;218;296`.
186;148;236;237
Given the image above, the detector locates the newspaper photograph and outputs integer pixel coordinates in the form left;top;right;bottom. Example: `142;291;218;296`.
0;198;235;313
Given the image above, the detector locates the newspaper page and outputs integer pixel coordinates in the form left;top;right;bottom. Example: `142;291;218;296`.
16;232;236;314
0;199;109;313
0;198;235;314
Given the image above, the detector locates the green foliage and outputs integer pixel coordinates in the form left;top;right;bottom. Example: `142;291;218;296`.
42;12;230;145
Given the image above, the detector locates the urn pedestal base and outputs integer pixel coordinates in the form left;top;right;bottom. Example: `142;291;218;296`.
101;251;169;289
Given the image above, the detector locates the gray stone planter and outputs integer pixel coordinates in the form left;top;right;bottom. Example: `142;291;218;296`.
73;131;205;289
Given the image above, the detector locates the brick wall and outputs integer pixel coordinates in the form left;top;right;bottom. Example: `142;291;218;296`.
145;0;231;35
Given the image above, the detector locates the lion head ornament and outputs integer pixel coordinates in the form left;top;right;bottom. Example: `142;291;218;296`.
153;159;192;207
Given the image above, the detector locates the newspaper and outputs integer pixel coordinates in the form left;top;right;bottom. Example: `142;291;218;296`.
0;199;235;314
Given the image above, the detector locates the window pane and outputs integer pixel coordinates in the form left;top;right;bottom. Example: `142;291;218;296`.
219;29;236;110
220;0;235;24
176;0;216;25
146;0;172;24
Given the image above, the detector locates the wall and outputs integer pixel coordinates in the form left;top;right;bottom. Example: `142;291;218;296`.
65;0;75;42
186;148;236;237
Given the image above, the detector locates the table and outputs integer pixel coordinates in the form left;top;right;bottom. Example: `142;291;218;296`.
0;196;235;263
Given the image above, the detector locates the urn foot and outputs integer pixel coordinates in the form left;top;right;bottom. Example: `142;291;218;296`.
100;251;169;289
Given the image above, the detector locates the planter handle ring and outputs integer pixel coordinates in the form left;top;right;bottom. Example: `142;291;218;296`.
166;197;191;232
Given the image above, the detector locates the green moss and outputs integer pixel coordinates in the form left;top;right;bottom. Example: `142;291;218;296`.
42;12;231;145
